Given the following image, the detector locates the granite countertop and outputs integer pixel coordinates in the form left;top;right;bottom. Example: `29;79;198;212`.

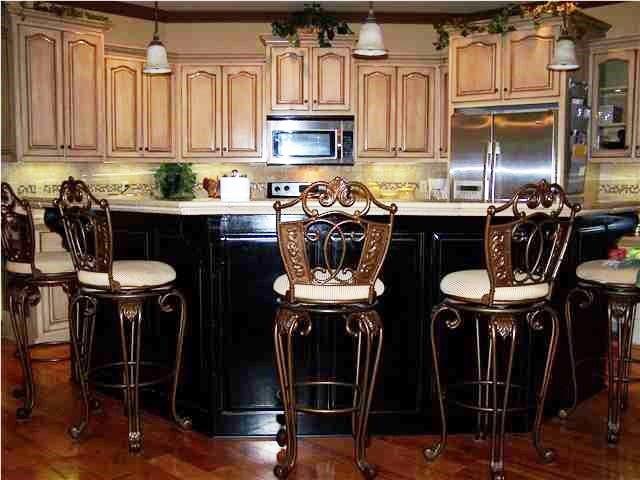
25;196;640;217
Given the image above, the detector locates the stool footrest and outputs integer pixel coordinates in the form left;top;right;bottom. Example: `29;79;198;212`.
89;361;175;390
292;379;360;415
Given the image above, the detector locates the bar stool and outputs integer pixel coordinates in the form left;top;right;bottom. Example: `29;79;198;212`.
563;257;639;443
55;177;191;453
1;182;77;420
272;177;397;479
424;180;580;480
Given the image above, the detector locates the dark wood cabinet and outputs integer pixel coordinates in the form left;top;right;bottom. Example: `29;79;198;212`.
83;211;636;437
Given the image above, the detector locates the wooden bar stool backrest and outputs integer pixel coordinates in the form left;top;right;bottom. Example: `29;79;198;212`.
55;177;117;290
274;177;398;304
1;182;36;273
483;179;581;305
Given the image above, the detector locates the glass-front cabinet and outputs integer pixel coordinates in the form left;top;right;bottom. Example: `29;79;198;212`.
592;50;637;159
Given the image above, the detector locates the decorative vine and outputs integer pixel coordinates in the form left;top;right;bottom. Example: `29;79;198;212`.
271;3;353;48
433;1;579;51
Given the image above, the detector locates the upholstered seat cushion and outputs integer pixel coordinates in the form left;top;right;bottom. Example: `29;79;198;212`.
273;274;384;302
576;260;640;286
6;251;75;275
440;269;550;303
78;260;176;289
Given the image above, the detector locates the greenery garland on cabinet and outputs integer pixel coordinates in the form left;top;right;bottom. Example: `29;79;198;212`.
433;1;580;50
271;3;353;48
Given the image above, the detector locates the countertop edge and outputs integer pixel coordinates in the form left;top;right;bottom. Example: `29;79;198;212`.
24;197;640;217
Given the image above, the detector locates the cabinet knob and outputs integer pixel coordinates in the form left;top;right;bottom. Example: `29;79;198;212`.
60;145;64;149
145;147;149;151
213;147;220;152
313;99;317;103
223;146;228;152
439;147;443;152
503;88;508;92
494;88;498;93
304;99;309;104
138;147;143;151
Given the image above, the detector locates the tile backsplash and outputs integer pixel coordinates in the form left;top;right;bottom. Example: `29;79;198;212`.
2;160;637;205
0;161;448;200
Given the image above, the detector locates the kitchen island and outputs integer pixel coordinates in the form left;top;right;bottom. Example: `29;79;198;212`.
44;198;638;438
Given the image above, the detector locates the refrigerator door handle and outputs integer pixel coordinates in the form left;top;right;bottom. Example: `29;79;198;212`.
483;141;493;202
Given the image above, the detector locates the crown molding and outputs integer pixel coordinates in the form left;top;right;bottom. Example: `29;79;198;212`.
105;43;266;64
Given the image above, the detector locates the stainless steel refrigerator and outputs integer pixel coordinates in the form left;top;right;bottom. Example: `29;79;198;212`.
449;105;558;202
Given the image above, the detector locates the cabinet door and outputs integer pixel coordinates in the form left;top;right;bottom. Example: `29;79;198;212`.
2;26;15;159
181;66;222;158
63;32;104;158
105;58;142;157
222;66;262;158
18;25;64;157
503;27;559;99
143;71;176;157
270;47;309;111
592;50;636;158
397;67;434;157
311;47;350;111
357;66;396;157
439;66;449;157
450;34;501;102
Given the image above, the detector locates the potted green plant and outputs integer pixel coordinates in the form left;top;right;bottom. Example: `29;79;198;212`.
154;163;197;200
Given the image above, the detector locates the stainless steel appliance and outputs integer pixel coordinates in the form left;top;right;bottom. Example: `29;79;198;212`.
266;116;354;165
564;78;590;196
449;105;558;202
267;181;311;198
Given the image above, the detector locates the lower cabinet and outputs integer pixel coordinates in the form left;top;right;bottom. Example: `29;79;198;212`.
92;212;637;437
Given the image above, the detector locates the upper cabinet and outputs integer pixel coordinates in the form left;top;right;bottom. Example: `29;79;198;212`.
438;65;449;158
264;35;353;113
358;65;435;159
180;64;263;160
450;34;502;102
181;66;222;157
450;27;560;104
591;49;637;160
222;65;263;158
2;25;16;161
311;47;351;111
11;12;106;161
105;57;176;159
270;47;309;110
502;27;559;99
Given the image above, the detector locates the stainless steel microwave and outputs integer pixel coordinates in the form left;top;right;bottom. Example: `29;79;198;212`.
266;116;354;165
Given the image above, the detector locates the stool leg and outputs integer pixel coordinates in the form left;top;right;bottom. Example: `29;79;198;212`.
159;290;192;430
488;315;517;480
559;287;594;419
351;328;363;441
621;303;636;412
607;298;635;444
68;294;98;440
424;303;463;462
118;301;143;453
8;282;40;420
274;308;310;479
530;307;558;463
475;316;493;441
352;311;383;479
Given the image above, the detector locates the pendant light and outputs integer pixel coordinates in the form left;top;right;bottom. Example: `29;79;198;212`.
353;2;387;59
144;1;171;74
548;7;579;71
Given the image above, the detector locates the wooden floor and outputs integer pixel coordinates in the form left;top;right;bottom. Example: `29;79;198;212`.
3;339;640;480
